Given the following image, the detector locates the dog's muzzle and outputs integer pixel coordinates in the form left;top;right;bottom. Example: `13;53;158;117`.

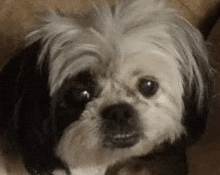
100;103;142;148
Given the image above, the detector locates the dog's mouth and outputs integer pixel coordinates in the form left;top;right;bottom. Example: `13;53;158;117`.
103;131;141;148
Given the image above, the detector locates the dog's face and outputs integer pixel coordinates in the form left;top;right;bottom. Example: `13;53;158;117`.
53;38;185;168
0;0;212;174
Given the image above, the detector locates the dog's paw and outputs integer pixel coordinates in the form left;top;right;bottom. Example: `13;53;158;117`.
116;166;151;175
105;158;152;175
52;169;67;175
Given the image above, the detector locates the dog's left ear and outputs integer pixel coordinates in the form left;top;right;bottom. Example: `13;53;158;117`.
180;28;213;143
0;41;64;173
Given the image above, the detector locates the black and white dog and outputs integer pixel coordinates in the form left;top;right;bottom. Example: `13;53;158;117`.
0;0;212;174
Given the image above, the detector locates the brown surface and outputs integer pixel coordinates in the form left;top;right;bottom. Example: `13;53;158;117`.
0;0;220;174
167;0;219;26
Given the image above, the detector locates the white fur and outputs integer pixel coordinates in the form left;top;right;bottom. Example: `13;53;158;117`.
53;167;104;175
26;0;209;105
55;52;185;173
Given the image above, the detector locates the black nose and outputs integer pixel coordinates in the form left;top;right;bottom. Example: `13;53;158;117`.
101;103;136;122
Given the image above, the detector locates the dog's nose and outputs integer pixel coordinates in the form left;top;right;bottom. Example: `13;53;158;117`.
101;103;141;148
101;103;136;122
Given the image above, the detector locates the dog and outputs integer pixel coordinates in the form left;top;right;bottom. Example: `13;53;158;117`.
0;0;212;174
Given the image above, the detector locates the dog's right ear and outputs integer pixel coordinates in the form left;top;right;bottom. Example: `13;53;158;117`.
0;41;46;136
0;41;65;173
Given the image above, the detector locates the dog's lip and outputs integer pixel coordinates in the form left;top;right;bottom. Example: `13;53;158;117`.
103;131;142;148
111;132;138;139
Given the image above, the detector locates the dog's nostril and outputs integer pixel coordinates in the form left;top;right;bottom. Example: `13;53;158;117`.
101;103;136;121
110;108;129;121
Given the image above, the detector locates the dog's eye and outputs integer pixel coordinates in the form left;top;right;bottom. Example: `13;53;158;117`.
79;90;90;101
62;87;92;107
72;88;92;103
138;78;159;98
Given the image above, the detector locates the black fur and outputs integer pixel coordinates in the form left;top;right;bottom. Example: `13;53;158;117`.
0;41;100;174
0;42;68;174
52;70;98;138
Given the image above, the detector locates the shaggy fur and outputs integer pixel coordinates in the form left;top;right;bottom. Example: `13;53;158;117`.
0;0;212;174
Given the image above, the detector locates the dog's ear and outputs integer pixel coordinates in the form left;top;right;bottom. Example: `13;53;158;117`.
183;58;212;144
181;32;213;144
0;41;65;173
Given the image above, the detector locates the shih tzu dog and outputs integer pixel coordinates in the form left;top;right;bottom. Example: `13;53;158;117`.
0;0;212;174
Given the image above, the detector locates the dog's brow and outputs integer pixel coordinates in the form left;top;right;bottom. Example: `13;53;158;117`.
57;51;101;78
132;70;143;77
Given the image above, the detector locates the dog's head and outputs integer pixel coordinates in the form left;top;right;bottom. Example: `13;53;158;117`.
0;0;212;174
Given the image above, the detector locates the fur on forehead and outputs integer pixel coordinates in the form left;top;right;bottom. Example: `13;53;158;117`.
26;0;212;106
